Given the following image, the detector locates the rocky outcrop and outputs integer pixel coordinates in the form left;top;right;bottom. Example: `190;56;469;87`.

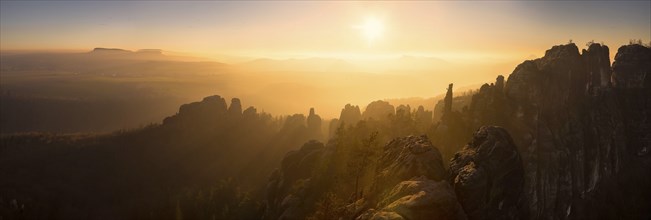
358;176;467;220
359;136;465;220
505;43;586;109
582;43;611;91
449;126;524;220
466;77;509;128
362;100;395;121
307;108;323;140
228;98;243;116
243;106;257;118
330;104;363;138
375;136;447;191
340;104;362;126
444;83;454;115
264;140;327;220
395;105;411;116
612;44;651;89
162;95;228;125
180;95;228;115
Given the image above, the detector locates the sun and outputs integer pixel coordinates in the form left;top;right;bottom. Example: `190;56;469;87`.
355;16;385;46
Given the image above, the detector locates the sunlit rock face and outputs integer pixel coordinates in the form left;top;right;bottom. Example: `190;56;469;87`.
375;135;447;191
358;176;467;220
359;135;466;220
449;126;524;220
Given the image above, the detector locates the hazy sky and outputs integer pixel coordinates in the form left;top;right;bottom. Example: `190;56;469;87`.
1;1;650;61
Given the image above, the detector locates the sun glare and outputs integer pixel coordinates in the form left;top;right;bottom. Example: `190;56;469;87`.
355;16;385;46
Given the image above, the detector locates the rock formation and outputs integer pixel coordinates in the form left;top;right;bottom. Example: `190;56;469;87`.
395;105;411;117
358;176;467;220
340;104;362;126
582;43;611;92
612;44;651;89
162;95;228;125
264;141;327;220
449;126;524;220
458;43;651;219
228;98;243;117
264;42;651;220
444;83;454;116
362;100;395;121
374;136;447;191
307;108;323;140
359;135;466;220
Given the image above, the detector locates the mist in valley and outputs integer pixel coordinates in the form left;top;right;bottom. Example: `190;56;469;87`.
1;1;650;220
0;47;508;133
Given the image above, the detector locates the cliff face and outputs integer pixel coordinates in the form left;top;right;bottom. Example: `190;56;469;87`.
461;43;651;219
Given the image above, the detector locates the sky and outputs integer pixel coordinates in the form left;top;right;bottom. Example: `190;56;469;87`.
1;1;650;62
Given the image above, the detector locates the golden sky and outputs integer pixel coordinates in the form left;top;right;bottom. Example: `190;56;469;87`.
1;1;649;62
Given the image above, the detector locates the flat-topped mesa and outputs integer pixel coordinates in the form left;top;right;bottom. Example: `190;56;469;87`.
612;44;651;89
91;47;131;53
